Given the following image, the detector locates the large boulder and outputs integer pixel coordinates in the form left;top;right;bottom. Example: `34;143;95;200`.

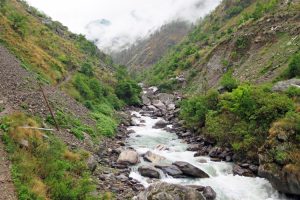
135;182;205;200
117;150;139;165
152;120;168;129
233;165;255;177
157;93;175;105
203;186;217;200
173;161;209;178
144;151;166;163
152;100;166;111
155;164;184;178
142;95;151;106
272;78;300;92
138;165;160;179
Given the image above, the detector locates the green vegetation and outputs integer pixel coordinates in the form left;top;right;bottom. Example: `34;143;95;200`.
220;70;239;92
180;84;296;160
0;113;97;200
286;52;300;78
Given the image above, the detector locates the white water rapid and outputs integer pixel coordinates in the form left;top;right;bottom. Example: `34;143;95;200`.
126;111;293;200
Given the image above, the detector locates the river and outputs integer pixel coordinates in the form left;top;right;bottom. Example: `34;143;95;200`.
126;111;292;200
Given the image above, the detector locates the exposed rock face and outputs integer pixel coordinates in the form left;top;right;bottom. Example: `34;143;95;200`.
173;161;209;178
117;150;139;165
272;78;300;92
155;164;184;178
143;151;166;163
135;182;205;200
258;116;300;196
138;165;160;179
157;93;175;105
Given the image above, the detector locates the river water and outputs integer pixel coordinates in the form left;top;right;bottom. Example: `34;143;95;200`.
126;111;291;200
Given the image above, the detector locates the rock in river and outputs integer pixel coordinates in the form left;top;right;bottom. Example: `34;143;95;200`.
138;165;160;179
152;119;168;129
155;164;184;178
143;151;166;163
117;150;139;165
173;161;209;178
135;182;205;200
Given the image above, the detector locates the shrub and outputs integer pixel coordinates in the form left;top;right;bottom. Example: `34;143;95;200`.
285;86;300;98
286;52;300;78
180;90;219;128
220;70;239;92
206;85;295;159
8;12;28;37
80;62;94;77
116;80;142;106
92;112;117;137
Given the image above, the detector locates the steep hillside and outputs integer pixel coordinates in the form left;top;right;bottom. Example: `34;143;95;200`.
0;0;141;199
112;21;191;75
144;0;300;93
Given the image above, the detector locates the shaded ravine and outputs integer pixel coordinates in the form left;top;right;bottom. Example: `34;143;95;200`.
125;111;292;200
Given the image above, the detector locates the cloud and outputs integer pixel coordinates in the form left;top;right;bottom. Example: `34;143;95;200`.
26;0;221;52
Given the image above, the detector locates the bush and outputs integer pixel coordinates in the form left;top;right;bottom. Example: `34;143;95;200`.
285;86;300;98
80;62;94;77
116;80;141;106
206;85;295;159
220;70;239;92
180;90;219;128
286;52;300;78
8;12;28;37
92;112;117;137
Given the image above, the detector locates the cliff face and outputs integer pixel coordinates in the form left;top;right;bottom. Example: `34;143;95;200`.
144;0;300;94
112;21;191;75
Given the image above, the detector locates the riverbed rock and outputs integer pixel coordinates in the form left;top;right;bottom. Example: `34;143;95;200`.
117;150;139;165
138;165;160;179
233;165;254;177
155;164;184;178
142;95;151;106
157;93;175;105
173;161;209;178
135;182;205;200
153;120;168;129
152;100;166;111
203;186;217;200
144;151;166;163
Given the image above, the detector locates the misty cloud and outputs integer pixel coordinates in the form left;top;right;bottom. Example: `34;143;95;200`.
26;0;221;52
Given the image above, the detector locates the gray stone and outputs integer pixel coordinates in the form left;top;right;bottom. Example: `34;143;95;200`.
138;165;160;179
87;155;97;172
173;161;209;178
153;120;168;129
272;78;300;92
136;182;205;200
203;186;217;200
155;164;184;178
144;151;166;163
117;150;139;165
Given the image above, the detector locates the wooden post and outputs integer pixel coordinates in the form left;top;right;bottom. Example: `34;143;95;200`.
38;83;59;131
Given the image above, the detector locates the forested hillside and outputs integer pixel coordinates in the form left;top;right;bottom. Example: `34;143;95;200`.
112;21;191;76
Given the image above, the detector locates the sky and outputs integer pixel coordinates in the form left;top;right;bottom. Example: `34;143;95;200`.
26;0;221;52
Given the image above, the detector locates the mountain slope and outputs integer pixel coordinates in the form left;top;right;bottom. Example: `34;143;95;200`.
144;0;300;93
0;0;140;199
112;21;191;75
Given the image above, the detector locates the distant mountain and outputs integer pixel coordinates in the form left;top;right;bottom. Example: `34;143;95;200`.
111;20;192;75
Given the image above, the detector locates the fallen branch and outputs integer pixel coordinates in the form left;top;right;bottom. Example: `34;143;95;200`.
20;127;54;131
